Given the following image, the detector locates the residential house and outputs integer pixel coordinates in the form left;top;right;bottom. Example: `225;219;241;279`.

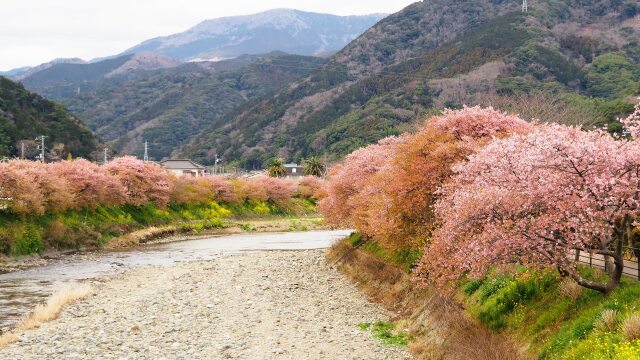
160;159;206;177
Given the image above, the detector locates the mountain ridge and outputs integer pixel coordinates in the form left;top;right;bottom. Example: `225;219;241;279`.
180;0;639;166
121;9;386;61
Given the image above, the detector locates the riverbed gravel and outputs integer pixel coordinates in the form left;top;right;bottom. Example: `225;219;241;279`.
0;250;412;359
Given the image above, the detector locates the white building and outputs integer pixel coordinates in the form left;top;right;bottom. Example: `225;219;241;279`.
284;163;305;178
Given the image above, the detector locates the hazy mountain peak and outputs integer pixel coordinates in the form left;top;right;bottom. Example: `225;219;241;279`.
122;9;387;61
188;9;312;35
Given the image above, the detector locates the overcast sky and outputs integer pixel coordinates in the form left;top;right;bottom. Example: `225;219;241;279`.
0;0;417;71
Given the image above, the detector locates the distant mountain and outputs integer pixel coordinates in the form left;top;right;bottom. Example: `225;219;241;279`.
21;53;181;100
0;77;100;159
179;0;639;167
1;58;87;81
22;53;325;160
122;9;386;61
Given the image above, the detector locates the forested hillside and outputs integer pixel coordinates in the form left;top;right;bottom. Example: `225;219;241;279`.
23;53;325;159
0;77;100;159
183;0;639;167
15;1;640;166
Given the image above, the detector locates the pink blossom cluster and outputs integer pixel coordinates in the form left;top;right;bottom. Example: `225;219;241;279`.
415;125;640;290
0;157;316;215
319;106;532;249
428;105;534;141
318;135;408;230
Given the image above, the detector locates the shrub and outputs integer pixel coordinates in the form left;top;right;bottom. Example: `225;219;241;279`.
13;225;44;256
44;220;68;248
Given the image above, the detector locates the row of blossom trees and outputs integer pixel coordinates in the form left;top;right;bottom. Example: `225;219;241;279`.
320;104;640;293
0;156;325;215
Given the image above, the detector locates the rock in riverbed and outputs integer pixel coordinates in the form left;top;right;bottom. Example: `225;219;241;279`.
0;250;412;359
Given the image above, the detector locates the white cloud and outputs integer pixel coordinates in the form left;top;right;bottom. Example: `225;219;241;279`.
0;0;417;70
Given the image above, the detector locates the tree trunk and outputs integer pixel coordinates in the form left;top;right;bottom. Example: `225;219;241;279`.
557;221;626;294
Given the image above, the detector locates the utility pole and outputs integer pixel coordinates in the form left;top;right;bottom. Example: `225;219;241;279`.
20;141;24;159
143;141;149;162
522;0;528;12
214;155;222;175
103;148;109;164
35;135;47;163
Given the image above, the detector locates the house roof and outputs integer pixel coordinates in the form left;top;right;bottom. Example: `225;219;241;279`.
284;163;300;168
159;159;206;170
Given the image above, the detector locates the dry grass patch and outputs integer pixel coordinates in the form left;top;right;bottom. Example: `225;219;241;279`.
595;309;619;333
0;284;92;348
559;279;583;301
18;284;92;330
0;333;18;348
622;313;640;341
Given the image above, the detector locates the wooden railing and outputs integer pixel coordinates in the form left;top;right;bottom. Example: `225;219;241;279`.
573;249;640;280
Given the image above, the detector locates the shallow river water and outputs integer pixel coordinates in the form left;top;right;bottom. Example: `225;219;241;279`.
0;230;351;331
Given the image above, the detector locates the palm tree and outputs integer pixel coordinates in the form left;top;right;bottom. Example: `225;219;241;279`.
303;156;327;177
267;158;287;178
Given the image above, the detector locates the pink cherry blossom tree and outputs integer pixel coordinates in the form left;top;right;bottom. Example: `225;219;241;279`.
319;106;533;251
170;175;237;204
0;162;44;214
298;176;326;199
104;157;173;208
319;136;407;231
6;160;74;213
251;176;298;201
51;159;126;210
200;175;237;203
415;124;640;293
230;178;268;202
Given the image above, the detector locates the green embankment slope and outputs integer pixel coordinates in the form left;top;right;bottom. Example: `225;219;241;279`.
332;233;640;360
0;199;317;257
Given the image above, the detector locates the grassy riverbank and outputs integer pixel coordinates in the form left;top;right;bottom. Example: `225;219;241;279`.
330;234;640;359
462;266;640;359
0;198;318;257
